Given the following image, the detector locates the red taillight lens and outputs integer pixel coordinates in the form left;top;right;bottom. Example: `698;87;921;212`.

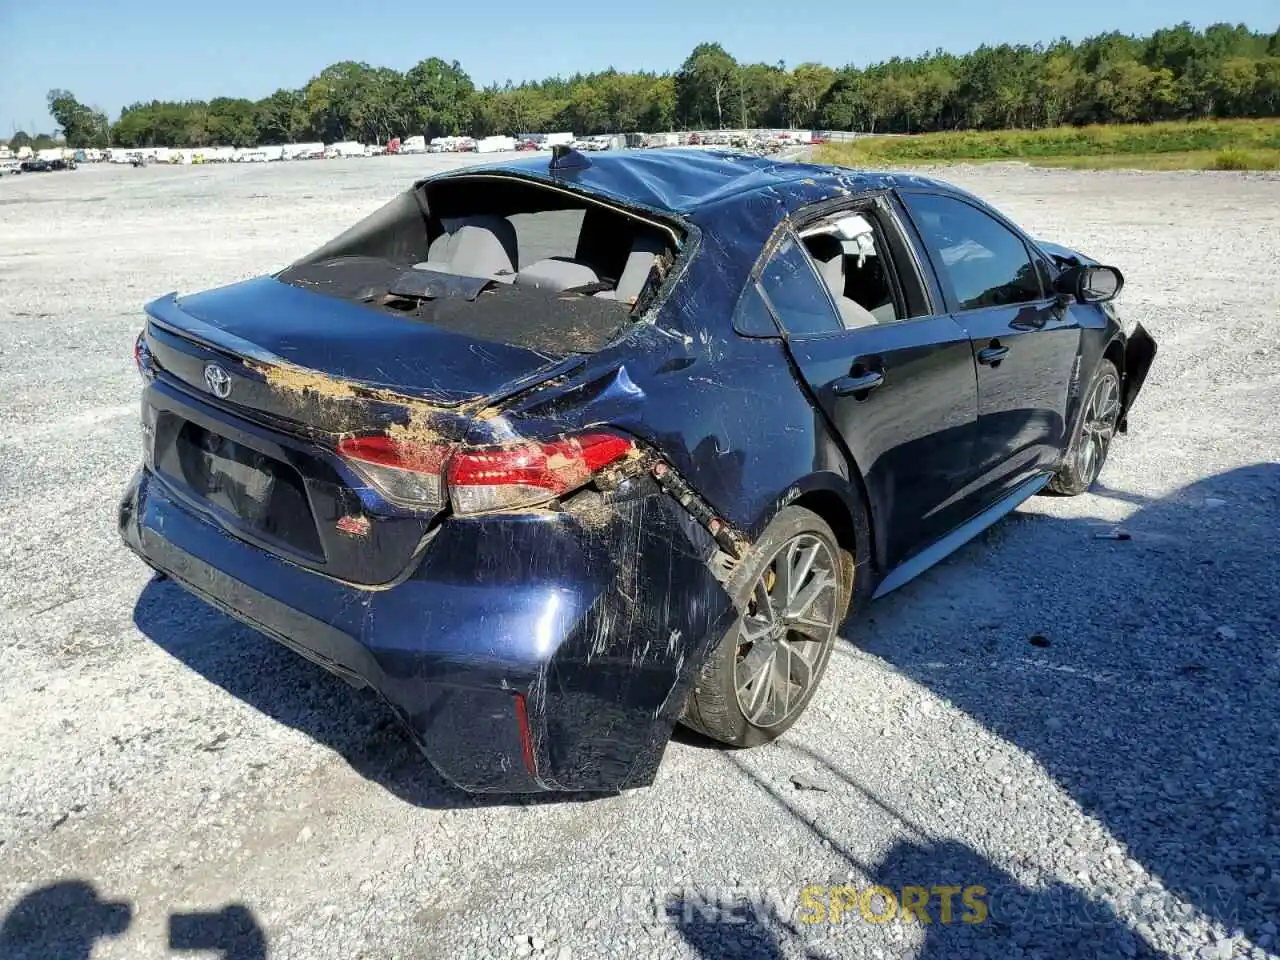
338;430;635;515
337;435;451;509
134;329;153;379
446;431;635;515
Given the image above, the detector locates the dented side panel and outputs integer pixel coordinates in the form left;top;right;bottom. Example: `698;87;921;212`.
120;465;735;793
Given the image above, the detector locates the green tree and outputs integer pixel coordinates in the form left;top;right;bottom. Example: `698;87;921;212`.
676;43;739;128
787;63;836;130
254;89;307;143
35;21;1272;151
404;58;474;137
47;89;109;147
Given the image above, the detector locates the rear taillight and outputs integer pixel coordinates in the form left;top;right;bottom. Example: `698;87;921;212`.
446;431;635;515
338;429;635;515
134;329;154;380
337;435;450;509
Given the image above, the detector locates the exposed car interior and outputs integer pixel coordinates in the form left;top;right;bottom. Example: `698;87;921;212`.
415;176;679;306
282;175;681;309
421;210;671;307
275;175;684;355
800;212;900;327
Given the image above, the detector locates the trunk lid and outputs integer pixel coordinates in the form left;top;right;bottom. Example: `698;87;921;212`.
157;275;573;405
140;276;593;586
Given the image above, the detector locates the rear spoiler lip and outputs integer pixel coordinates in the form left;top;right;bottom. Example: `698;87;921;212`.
147;291;284;369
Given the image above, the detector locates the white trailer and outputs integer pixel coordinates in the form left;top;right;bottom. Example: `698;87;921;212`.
283;142;324;160
538;132;574;150
400;135;427;154
475;135;516;154
325;141;366;158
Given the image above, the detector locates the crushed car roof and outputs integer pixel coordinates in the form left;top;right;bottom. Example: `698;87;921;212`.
431;148;956;217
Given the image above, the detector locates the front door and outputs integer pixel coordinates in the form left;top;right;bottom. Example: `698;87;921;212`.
899;190;1081;500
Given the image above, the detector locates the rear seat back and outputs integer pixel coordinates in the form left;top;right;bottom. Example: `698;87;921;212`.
421;215;519;280
596;232;666;303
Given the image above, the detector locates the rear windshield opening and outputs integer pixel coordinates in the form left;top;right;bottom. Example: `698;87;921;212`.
278;174;684;318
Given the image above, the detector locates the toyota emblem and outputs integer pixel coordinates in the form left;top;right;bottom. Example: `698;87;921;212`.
203;362;233;399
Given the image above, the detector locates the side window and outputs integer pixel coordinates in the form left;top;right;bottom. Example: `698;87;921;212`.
800;210;904;327
731;281;779;337
903;193;1044;311
756;232;842;336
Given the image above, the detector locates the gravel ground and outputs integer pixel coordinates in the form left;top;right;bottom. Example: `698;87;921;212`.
1;156;1278;960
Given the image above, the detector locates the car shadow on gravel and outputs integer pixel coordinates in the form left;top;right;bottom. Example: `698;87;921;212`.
853;462;1280;951
666;750;1173;960
0;880;265;960
132;579;605;810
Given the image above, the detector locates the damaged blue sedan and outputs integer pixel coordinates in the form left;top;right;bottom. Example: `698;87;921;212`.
119;148;1156;793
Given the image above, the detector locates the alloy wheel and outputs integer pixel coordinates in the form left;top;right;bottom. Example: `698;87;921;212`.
733;533;840;729
1077;370;1121;484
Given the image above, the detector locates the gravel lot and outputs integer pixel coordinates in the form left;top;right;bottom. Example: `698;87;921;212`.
1;156;1278;960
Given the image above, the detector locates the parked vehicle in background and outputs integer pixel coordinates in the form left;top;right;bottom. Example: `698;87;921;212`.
476;136;516;154
0;159;21;175
538;132;574;150
20;159;53;172
324;142;366;159
283;143;325;160
119;149;1154;795
399;136;428;154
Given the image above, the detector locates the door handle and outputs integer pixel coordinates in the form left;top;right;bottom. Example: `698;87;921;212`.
977;342;1010;366
832;370;885;396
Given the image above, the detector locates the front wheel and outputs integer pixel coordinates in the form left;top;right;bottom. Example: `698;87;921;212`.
682;506;851;747
1050;358;1121;496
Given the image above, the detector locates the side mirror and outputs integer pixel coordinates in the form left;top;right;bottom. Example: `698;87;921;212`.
1056;264;1124;304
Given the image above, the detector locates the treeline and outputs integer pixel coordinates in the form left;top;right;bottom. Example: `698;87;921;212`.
28;22;1280;150
3;131;64;151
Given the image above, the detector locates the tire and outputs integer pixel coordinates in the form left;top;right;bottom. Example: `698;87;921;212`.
1049;358;1121;496
682;506;852;747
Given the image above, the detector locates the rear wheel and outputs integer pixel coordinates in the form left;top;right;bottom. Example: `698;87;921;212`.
1050;359;1121;496
682;506;850;747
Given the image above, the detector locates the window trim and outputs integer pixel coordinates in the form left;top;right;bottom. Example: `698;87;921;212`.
897;189;1055;316
753;226;845;339
794;201;913;328
730;277;784;338
758;196;944;340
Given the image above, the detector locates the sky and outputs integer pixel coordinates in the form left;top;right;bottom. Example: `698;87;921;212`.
1;0;1276;134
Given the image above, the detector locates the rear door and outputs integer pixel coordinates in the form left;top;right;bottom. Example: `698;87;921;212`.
754;197;980;569
898;190;1081;501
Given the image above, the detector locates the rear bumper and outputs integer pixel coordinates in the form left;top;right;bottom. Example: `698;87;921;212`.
119;466;735;794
